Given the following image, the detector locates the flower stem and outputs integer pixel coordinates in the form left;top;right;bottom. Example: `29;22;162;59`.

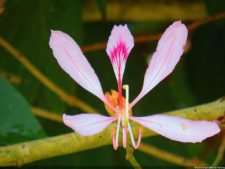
212;135;225;166
126;145;142;169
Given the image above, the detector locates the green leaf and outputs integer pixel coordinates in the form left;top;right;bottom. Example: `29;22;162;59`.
0;78;46;145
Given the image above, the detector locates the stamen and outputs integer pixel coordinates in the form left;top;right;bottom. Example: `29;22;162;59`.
128;121;142;149
112;114;121;150
122;127;127;148
112;128;118;150
115;115;121;147
122;85;129;124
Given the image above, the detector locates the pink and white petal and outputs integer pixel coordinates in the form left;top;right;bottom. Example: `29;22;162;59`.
131;114;220;143
106;25;134;83
130;21;188;108
49;30;105;102
63;114;117;136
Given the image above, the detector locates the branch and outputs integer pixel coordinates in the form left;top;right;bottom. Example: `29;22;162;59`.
0;70;22;84
139;143;206;166
31;107;62;123
81;12;225;53
0;98;224;166
212;135;225;166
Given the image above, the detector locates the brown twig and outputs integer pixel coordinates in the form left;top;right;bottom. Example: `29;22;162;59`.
31;107;62;123
81;12;225;53
0;70;23;84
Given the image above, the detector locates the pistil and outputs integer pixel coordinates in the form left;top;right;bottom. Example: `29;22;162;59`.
122;85;129;126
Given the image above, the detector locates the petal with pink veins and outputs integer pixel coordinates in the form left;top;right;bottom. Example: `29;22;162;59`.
49;31;105;102
130;21;188;108
131;114;220;143
106;25;134;84
63;114;117;136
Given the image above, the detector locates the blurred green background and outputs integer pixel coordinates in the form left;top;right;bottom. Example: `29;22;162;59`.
0;0;225;167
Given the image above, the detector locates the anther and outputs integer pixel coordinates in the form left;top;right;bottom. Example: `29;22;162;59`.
122;85;129;124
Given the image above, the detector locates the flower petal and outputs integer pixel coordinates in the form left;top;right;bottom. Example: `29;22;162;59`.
131;114;220;143
130;21;188;108
106;25;134;83
63;114;117;136
49;30;105;102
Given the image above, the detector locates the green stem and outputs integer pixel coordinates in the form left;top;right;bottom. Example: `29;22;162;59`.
212;135;225;166
0;98;224;166
126;145;142;169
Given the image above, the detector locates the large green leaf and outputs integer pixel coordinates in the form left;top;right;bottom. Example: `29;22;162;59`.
0;78;46;145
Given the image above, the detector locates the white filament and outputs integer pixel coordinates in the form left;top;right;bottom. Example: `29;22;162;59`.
115;115;121;147
123;84;137;148
122;127;127;148
128;121;136;148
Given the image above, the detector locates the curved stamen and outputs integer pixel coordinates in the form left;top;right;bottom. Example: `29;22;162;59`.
122;127;127;148
112;128;118;150
136;127;142;148
112;115;121;150
128;121;142;149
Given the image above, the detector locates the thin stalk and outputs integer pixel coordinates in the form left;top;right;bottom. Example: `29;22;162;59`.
212;135;225;166
139;143;206;166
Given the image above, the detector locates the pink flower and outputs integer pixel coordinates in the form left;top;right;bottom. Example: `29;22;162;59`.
49;21;220;150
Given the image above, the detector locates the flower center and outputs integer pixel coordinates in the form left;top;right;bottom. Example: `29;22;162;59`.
104;86;142;150
104;89;131;119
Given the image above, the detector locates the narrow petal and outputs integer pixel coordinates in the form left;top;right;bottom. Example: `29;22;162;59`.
63;114;117;136
49;30;105;102
131;115;220;143
130;21;188;108
106;25;134;84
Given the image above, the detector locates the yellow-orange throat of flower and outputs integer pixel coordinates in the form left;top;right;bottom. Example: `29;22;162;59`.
104;86;132;126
